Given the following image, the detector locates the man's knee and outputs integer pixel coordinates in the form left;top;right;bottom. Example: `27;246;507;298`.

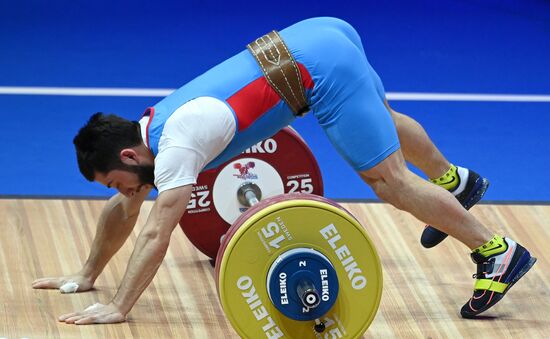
359;150;409;199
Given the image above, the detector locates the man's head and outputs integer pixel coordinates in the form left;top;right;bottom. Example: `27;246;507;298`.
73;113;155;197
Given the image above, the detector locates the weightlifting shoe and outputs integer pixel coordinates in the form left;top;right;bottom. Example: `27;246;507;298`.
461;237;536;318
421;168;490;248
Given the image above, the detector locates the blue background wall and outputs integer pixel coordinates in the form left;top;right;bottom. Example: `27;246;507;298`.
1;0;549;201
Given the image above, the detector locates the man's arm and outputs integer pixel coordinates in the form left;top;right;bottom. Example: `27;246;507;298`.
81;187;153;282
58;184;192;324
32;188;151;292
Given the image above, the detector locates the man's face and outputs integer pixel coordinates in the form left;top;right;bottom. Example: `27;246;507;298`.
95;164;155;197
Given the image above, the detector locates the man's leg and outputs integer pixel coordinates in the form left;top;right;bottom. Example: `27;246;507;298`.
359;149;536;317
358;149;492;249
387;101;490;248
310;65;534;317
385;102;450;178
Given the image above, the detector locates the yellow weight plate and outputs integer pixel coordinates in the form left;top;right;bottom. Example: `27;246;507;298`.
217;196;382;338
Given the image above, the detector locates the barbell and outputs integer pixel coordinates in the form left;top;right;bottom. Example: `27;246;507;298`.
179;127;383;338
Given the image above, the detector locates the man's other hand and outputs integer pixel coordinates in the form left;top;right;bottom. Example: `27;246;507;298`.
32;274;94;293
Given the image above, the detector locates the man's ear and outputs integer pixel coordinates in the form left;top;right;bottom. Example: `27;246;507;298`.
120;148;139;165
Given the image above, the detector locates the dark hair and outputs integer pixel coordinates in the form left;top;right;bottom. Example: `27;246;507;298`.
73;113;142;181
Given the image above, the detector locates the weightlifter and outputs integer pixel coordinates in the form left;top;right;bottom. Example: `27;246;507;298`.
33;17;535;324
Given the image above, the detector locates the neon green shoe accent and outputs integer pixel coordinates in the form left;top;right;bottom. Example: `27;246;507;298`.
474;279;508;293
474;235;508;257
430;164;459;191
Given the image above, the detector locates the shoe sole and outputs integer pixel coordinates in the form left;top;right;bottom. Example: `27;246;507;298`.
461;256;537;319
462;178;490;210
421;177;490;248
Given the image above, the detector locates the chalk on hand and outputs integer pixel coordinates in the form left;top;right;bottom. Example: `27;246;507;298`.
59;281;79;293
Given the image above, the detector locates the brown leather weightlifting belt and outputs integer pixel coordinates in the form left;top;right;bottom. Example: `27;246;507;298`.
247;30;310;116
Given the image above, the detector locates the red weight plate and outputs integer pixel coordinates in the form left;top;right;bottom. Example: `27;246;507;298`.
179;127;323;259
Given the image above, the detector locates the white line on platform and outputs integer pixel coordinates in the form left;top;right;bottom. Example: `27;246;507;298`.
1;86;549;102
0;86;174;97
